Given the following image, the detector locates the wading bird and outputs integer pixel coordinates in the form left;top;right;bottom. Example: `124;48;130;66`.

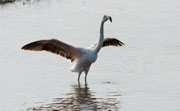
21;15;124;82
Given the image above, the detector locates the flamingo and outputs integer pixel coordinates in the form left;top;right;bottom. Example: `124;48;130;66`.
21;15;124;82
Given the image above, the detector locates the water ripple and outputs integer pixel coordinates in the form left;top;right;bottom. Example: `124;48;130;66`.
27;83;120;111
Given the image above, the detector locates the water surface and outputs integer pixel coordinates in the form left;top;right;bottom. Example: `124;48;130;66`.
0;0;180;111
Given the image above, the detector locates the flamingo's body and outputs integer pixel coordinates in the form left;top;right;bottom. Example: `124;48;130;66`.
22;15;124;81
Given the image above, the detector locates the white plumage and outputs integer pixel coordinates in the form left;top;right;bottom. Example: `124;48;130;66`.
21;15;124;82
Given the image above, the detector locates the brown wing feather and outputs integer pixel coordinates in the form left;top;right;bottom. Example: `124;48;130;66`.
21;39;82;62
102;38;124;47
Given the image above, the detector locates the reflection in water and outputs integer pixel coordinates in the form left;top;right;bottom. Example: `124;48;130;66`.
27;82;120;111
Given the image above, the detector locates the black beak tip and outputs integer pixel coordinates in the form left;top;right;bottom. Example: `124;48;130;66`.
109;17;112;22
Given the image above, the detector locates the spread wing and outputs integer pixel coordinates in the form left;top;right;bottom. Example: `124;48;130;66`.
21;39;82;62
102;38;124;47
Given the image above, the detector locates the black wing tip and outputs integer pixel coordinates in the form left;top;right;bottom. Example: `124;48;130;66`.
112;38;125;46
102;38;125;47
118;40;125;46
21;42;44;51
21;42;33;50
21;45;28;50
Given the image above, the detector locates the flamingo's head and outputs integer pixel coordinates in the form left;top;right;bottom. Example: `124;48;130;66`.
102;15;112;23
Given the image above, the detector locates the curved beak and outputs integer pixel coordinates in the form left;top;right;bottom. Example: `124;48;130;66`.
109;16;112;22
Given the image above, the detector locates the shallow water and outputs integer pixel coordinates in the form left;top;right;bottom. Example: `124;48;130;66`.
0;0;180;111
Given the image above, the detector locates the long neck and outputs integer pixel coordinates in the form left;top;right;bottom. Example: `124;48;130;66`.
95;21;105;53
